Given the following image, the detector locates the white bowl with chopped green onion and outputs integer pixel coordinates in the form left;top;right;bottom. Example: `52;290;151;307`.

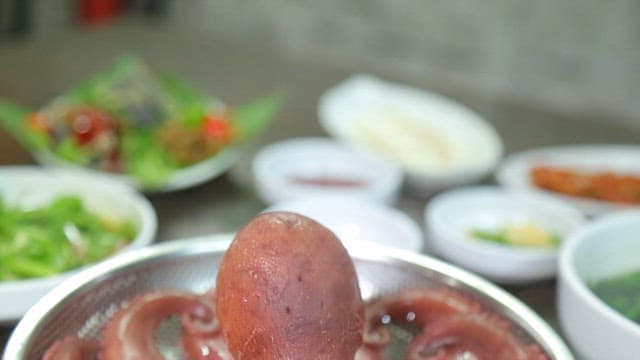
425;186;586;285
0;166;156;323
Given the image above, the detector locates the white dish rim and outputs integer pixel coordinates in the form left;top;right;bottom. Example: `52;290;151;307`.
265;196;423;253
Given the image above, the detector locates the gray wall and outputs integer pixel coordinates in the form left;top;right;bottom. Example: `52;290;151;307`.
171;0;640;127
29;0;640;127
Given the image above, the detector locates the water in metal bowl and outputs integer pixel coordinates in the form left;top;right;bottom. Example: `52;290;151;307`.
3;234;573;359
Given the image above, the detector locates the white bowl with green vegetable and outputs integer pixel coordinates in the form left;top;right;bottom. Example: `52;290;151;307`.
0;166;156;323
0;57;282;192
425;186;586;285
558;210;640;360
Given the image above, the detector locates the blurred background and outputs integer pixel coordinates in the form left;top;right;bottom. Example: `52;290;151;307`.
1;2;639;354
0;0;638;128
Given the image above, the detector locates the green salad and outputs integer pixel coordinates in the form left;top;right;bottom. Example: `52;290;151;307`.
0;195;137;281
0;56;283;189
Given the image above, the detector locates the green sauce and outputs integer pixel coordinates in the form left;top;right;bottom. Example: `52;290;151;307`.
0;195;137;281
591;270;640;324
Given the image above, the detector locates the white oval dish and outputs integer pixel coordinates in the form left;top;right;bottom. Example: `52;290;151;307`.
425;186;586;284
252;137;402;205
558;210;640;360
496;144;640;217
34;146;241;193
265;196;423;252
0;166;157;323
318;74;503;195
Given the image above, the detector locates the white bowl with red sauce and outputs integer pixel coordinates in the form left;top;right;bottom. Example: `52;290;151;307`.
425;186;586;285
252;137;403;205
558;210;640;360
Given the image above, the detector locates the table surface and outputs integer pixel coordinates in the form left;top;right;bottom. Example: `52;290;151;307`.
1;21;639;357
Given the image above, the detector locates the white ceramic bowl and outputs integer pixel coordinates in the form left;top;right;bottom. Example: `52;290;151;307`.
558;210;640;359
425;186;586;284
318;74;503;195
0;166;157;323
252;137;402;205
266;196;423;252
496;144;640;217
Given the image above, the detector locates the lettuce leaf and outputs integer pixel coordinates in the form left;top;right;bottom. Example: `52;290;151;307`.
121;130;177;189
233;92;284;141
0;100;47;150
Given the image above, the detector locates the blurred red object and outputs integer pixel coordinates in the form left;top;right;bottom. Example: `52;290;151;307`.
78;0;124;25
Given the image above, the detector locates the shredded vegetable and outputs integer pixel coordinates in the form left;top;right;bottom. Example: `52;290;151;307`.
0;195;136;281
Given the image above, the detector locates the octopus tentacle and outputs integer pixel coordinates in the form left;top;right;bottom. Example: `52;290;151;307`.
354;344;385;360
42;336;100;360
365;288;482;330
183;334;231;360
362;287;482;350
181;290;231;360
407;314;549;360
101;289;216;360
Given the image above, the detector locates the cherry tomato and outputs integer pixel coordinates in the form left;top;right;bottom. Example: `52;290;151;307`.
64;107;117;145
201;114;233;144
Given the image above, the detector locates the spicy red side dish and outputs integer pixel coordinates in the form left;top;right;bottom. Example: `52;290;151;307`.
531;166;640;204
42;212;549;360
288;175;367;188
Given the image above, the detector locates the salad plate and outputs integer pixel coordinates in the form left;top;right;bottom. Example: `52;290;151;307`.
0;56;282;192
496;144;640;217
32;142;241;193
318;74;503;195
0;166;156;323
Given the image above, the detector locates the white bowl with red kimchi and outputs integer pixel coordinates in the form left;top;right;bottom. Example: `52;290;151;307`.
496;144;640;217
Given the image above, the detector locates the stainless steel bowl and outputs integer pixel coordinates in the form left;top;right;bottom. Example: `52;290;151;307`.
4;234;574;359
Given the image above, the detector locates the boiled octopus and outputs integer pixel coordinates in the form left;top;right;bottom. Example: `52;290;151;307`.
42;212;550;360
